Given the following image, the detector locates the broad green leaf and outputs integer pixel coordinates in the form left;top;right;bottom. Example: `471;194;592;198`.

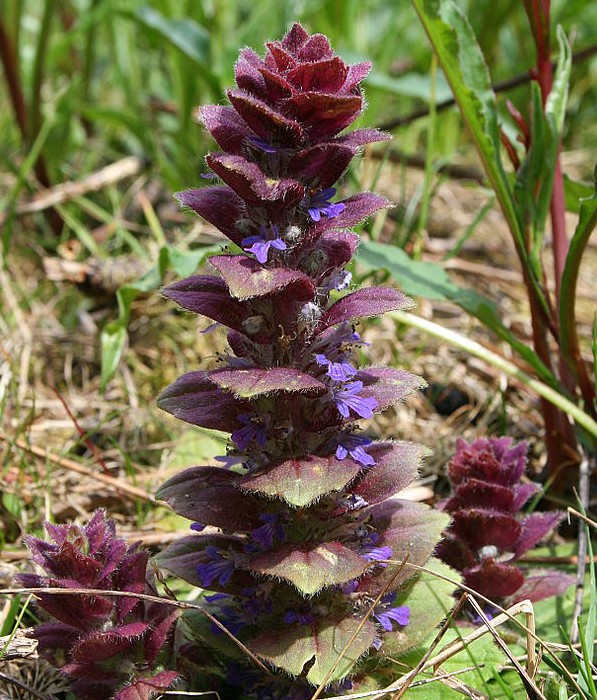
411;0;521;246
248;616;376;683
366;70;452;102
135;7;209;63
357;240;558;388
100;321;127;392
168;429;228;469
383;558;458;656
559;164;597;415
564;175;594;214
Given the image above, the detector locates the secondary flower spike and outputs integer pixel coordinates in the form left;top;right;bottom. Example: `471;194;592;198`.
437;437;575;618
156;23;451;697
18;510;179;700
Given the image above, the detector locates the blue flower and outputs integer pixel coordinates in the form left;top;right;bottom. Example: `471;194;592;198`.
242;225;287;263
283;605;315;625
373;595;410;631
332;381;378;419
249;513;286;550
305;187;346;222
360;532;393;567
231;414;267;451
336;434;375;466
197;546;235;587
315;353;357;382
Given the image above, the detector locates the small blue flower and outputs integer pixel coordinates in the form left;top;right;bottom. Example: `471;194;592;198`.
242;225;287;264
336;434;375;466
373;595;410;631
246;135;279;153
283;605;315;625
305;187;346;222
190;522;206;532
231;414;267;451
250;513;286;550
197;546;235;587
360;533;393;567
315;353;357;382
332;381;378;419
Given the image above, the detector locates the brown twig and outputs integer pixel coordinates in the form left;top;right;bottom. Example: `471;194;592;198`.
50;385;112;476
0;156;145;226
0;432;155;504
0;586;272;677
377;43;597;131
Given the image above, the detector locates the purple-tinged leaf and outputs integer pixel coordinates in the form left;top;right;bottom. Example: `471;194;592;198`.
209;367;327;398
515;511;565;557
284;93;363;139
157;371;250;432
435;535;475;572
247;542;369;595
360;501;450;595
337;128;391;149
450;510;521;552
258;66;294;101
316;231;359;268
280;22;310;54
240;453;365;507
228;89;304;143
325;192;390;227
287;57;348;93
344;61;372;90
464;561;524;599
265;43;297;72
113;549;148;622
298;33;334;62
175;186;246;246
352;441;429;505
448;437;527;486
143;609;179;665
33;621;79;656
357;367;426;412
508;570;575;604
162;275;253;335
197;105;254;154
289;143;353;189
234;47;267;98
210;255;315;301
31;589;113;631
115;672;180;700
321;287;414;329
157;467;262;531
442;479;515;513
71;622;151;662
512;482;540;510
249;615;376;681
207;153;304;209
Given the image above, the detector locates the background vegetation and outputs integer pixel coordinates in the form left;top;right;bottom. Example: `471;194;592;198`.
1;0;596;698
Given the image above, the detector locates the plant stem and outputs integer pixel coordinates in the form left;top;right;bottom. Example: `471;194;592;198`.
390;311;597;441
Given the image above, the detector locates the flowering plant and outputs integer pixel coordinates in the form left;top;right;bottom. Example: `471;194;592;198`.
437;437;575;618
156;23;451;696
18;510;179;700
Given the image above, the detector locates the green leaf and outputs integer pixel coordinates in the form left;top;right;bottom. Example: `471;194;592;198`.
366;70;452;102
559;164;597;413
357;240;558;388
383;558;458;656
564;175;594;214
247;542;369;596
248;616;376;683
134;6;209;65
100;321;127;392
